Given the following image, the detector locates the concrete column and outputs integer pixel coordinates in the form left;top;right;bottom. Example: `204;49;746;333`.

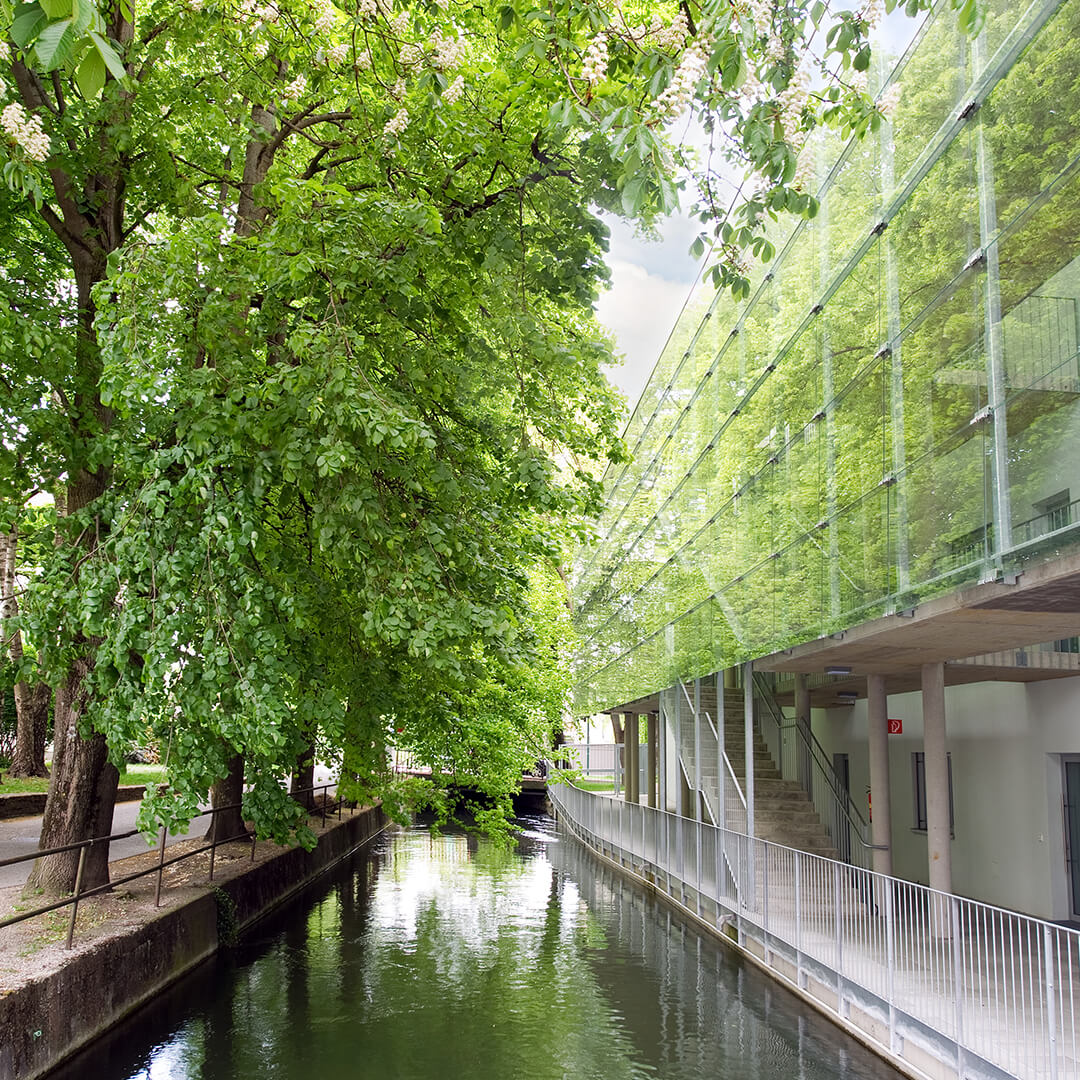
716;670;726;831
867;673;893;877
744;660;755;840
724;666;738;690
921;661;952;896
658;690;668;812
646;711;658;809
624;713;639;804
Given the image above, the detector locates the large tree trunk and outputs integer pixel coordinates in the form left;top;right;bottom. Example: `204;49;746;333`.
290;741;316;811
9;682;51;779
0;526;51;778
25;657;119;895
205;753;247;842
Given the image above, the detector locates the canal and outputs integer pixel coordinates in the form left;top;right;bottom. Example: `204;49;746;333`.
51;816;902;1079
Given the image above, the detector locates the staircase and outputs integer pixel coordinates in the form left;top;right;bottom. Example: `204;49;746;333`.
673;682;841;860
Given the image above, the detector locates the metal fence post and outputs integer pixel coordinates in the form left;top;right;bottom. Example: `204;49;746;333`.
154;826;167;907
834;860;844;1014
65;843;88;949
1044;923;1059;1080
951;896;965;1077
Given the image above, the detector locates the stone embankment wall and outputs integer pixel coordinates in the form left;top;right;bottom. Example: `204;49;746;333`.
0;805;387;1080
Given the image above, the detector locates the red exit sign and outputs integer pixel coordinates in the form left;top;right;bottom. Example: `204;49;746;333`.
888;718;903;735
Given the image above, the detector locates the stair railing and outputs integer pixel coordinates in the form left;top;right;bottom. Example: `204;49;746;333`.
753;671;874;869
677;681;748;828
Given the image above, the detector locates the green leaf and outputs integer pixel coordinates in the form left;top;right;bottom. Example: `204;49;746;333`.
11;2;48;47
76;45;105;98
88;30;126;81
38;0;71;16
34;16;77;70
620;175;644;215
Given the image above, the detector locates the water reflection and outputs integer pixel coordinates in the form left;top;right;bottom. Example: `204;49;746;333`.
52;817;900;1080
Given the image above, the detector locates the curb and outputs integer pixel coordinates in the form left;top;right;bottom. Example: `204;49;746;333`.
0;785;148;822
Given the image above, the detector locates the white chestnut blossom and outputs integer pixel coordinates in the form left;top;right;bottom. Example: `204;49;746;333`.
358;0;378;16
399;43;423;67
312;0;338;34
443;74;465;104
650;11;689;51
793;148;815;191
1;102;49;162
777;63;811;146
744;0;773;38
282;74;307;103
357;46;374;69
391;76;406;99
878;81;902;119
325;42;349;65
581;35;608;86
654;35;711;119
253;39;270;58
430;29;465;70
860;0;885;28
384;107;409;137
391;10;410;34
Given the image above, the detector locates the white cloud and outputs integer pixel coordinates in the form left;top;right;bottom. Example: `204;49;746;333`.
596;258;694;413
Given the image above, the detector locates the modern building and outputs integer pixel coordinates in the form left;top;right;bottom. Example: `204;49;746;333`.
572;0;1080;923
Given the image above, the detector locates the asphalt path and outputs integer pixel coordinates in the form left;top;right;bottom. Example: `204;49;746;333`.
0;768;337;889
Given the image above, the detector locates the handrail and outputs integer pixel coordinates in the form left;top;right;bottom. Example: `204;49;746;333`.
677;681;747;812
0;780;349;946
753;672;872;853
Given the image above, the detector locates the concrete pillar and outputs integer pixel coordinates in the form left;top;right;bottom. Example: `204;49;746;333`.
646;711;658;809
624;713;639;804
867;673;893;877
724;666;738;690
921;661;952;896
744;660;755;840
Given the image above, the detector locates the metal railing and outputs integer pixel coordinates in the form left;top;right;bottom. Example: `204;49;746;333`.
753;673;874;868
551;779;1080;1080
674;681;747;832
0;782;346;949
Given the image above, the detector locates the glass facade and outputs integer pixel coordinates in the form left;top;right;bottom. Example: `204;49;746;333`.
574;0;1080;714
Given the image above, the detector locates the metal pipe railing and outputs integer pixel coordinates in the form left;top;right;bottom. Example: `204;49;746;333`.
0;781;347;947
551;778;1080;1080
753;671;874;867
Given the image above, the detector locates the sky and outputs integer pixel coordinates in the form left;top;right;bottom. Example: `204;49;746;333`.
594;209;705;422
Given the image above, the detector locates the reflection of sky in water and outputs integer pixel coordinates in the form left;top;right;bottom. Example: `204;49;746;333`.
77;821;901;1080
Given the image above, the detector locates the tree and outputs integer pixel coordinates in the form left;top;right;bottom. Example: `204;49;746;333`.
0;0;961;892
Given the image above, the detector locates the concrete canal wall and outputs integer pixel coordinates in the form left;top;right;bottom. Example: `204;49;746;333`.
0;805;388;1080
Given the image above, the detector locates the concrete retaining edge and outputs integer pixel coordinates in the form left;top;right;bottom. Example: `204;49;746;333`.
559;820;935;1080
0;804;388;1080
0;786;148;822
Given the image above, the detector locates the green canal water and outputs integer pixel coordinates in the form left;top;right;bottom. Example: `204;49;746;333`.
53;817;902;1079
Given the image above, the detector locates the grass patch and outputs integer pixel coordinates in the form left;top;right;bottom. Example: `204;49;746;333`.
0;763;167;796
573;779;615;792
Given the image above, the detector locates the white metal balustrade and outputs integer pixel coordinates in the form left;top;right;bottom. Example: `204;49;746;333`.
549;779;1080;1080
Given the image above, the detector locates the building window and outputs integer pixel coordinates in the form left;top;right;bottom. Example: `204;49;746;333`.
912;752;954;833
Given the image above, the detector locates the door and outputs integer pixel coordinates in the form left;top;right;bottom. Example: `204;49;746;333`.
833;752;852;863
1064;759;1080;918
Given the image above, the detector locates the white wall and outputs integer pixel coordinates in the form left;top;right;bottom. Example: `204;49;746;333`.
811;674;1080;919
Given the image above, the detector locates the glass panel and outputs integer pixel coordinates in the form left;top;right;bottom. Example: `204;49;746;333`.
892;128;980;332
999;171;1080;549
983;0;1080;234
889;9;968;184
